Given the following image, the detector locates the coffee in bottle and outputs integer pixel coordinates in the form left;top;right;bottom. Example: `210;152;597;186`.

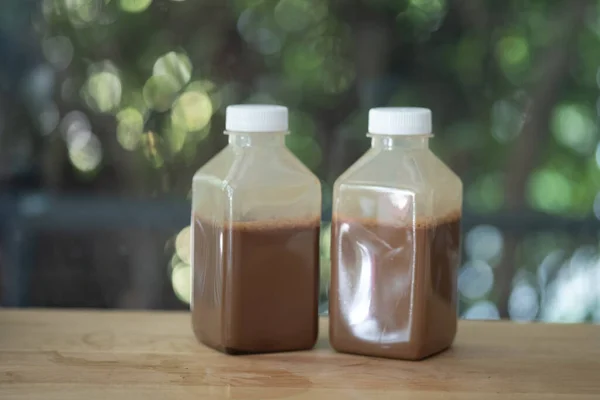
191;105;321;354
329;107;462;360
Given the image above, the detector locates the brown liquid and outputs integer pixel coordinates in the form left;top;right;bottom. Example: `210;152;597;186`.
329;213;461;360
191;216;320;354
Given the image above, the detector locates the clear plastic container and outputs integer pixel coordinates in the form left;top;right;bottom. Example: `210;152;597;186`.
329;107;462;360
191;105;321;354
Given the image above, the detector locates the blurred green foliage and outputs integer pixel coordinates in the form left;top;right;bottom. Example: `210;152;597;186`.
34;0;600;319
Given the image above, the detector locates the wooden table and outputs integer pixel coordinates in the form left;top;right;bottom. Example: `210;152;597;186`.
1;309;599;399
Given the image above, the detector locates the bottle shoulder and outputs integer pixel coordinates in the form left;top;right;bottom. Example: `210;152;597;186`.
335;148;462;192
192;145;321;222
333;149;462;221
193;145;319;190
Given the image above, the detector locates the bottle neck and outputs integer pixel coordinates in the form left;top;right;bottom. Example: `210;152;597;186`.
227;131;287;147
370;135;430;150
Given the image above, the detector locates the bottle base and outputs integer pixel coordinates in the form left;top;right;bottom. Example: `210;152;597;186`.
330;338;453;361
194;330;318;355
200;342;318;355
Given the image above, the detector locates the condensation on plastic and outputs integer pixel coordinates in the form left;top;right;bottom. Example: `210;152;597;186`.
329;135;462;360
191;132;321;354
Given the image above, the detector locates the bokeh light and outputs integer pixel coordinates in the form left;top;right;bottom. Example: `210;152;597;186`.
551;103;597;154
397;0;448;37
188;80;222;114
282;28;355;95
143;75;180;112
410;0;446;12
491;99;523;143
169;121;192;155
462;301;500;320
465;225;504;264
593;192;600;219
541;249;600;323
458;260;495;300
170;253;182;270
283;40;323;79
120;0;152;13
175;226;191;265
570;245;597;269
320;222;331;259
64;0;103;26
121;90;148;115
237;8;284;56
171;225;192;304
273;0;328;32
153;51;192;90
259;28;284;55
320;222;331;298
23;64;55;108
537;249;562;314
497;35;529;66
538;249;566;292
116;108;144;151
167;89;213;153
527;168;573;214
496;33;530;82
509;281;539;321
60;111;92;142
171;262;191;304
84;69;122;113
67;129;103;172
41;0;55;22
409;0;447;22
42;36;74;70
171;91;213;133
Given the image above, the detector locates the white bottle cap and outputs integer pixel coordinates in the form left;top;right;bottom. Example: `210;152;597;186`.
368;107;432;135
225;104;288;133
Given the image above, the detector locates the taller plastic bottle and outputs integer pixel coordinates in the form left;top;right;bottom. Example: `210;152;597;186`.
329;107;462;360
191;105;321;354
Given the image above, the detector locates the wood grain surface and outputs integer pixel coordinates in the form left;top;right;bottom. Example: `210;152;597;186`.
0;309;599;399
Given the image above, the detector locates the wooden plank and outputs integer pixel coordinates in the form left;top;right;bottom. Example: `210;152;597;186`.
0;309;599;399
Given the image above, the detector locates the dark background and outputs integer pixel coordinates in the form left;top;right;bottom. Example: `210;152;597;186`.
0;0;599;322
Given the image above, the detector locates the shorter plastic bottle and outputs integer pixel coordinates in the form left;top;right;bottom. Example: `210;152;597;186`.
191;105;321;354
329;107;462;360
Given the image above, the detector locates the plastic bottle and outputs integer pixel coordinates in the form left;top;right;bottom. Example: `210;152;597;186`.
191;105;321;354
329;107;462;360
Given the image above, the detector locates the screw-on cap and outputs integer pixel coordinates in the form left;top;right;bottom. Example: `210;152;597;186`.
368;107;432;135
225;104;288;133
